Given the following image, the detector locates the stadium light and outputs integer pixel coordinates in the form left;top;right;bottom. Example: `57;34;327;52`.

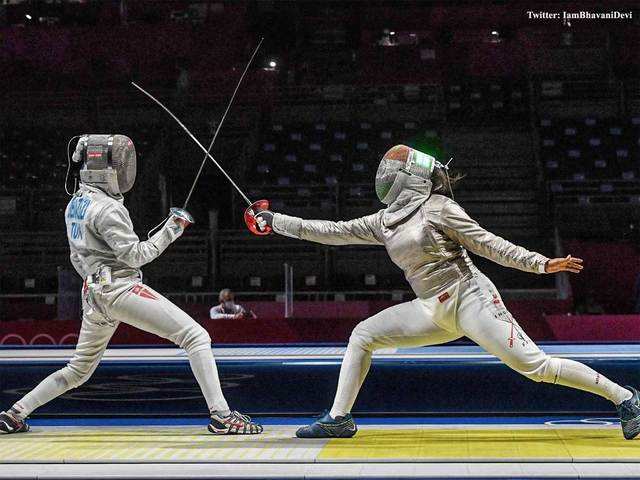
268;60;277;68
25;14;32;20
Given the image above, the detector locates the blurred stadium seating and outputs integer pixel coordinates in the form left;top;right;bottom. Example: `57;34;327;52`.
540;117;640;182
1;1;639;324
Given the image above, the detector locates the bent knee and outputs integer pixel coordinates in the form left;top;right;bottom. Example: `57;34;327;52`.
178;323;212;352
348;321;376;351
518;356;562;383
61;365;92;390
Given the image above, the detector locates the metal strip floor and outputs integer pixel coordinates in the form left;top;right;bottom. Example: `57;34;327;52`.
1;418;640;479
3;462;640;479
1;420;638;463
1;344;639;363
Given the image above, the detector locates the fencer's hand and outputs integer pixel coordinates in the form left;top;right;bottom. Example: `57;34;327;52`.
173;216;191;229
254;210;274;232
168;208;194;230
233;312;244;320
545;255;584;274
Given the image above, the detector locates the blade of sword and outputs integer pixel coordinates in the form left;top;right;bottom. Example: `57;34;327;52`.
131;81;253;206
182;37;264;209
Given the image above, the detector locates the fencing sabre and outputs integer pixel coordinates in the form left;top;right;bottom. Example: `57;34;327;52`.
182;37;264;211
131;50;271;234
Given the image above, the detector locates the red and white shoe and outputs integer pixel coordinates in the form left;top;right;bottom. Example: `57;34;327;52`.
208;410;263;435
0;411;29;434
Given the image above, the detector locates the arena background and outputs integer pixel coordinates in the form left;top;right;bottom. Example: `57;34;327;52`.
1;0;639;346
2;1;640;478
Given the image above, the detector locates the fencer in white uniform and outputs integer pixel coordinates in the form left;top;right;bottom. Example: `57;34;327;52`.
0;134;262;435
254;144;640;440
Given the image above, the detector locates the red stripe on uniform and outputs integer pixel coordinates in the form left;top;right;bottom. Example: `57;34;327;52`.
131;285;158;300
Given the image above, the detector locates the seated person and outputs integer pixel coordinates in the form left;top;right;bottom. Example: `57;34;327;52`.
210;289;257;320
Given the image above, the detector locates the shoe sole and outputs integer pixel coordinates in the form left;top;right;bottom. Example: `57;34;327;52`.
623;422;640;440
207;424;263;435
296;426;357;439
296;432;357;438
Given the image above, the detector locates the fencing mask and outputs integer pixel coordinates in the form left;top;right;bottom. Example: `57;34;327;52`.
375;145;437;205
73;134;137;195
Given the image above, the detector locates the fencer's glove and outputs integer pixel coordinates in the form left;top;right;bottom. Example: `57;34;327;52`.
172;216;192;230
254;210;274;233
168;207;194;230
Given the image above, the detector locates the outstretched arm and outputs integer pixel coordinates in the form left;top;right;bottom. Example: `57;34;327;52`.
439;200;582;274
96;204;186;269
259;211;384;246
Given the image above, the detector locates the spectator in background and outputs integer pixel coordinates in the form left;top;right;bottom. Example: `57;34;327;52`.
210;289;257;320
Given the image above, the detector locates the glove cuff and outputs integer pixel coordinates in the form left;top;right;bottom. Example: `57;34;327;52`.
166;216;186;240
537;255;549;274
272;213;302;239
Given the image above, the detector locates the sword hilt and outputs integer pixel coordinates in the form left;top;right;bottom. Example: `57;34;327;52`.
170;207;195;225
244;199;272;236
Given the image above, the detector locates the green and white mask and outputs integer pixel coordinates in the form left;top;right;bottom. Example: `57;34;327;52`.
375;145;437;204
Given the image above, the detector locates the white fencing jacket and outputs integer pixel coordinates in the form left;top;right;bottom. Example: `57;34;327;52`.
65;184;184;281
272;180;549;299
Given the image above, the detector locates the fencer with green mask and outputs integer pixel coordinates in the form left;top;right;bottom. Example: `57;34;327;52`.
253;143;637;440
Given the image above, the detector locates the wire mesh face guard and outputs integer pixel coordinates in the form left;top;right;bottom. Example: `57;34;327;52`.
375;145;437;204
75;134;137;195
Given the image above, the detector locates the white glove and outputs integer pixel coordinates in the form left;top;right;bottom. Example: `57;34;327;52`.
254;210;274;232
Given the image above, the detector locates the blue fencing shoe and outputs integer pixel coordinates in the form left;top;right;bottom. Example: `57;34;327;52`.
296;411;357;438
617;386;640;440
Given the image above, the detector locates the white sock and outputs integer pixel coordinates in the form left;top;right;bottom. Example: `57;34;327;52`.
211;409;231;417
187;347;229;413
8;406;24;421
10;370;71;420
617;389;634;404
329;343;372;418
555;358;633;405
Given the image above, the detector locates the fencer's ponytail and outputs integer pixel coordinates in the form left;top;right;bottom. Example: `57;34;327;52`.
432;167;464;198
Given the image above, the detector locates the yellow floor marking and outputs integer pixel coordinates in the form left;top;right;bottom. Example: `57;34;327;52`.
0;426;324;463
319;428;640;461
2;426;637;463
